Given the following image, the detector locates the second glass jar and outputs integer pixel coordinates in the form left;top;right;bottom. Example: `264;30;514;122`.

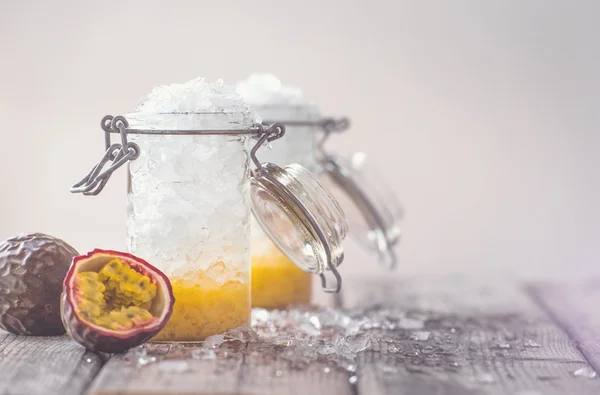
250;104;322;309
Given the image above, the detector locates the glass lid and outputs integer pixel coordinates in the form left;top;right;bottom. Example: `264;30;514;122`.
319;152;403;269
251;163;348;293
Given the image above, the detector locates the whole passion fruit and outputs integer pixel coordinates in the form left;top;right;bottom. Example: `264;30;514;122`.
0;233;78;336
61;249;174;353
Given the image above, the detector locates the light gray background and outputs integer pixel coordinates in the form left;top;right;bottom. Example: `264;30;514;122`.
0;0;598;280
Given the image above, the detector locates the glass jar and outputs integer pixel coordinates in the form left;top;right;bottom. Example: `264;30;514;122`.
249;105;321;309
71;78;348;341
124;112;253;342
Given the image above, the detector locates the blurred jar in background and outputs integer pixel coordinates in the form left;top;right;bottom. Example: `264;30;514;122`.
237;74;321;309
238;74;404;310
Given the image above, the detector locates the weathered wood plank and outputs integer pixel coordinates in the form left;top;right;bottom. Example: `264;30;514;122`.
237;341;352;395
527;280;600;374
85;342;244;395
339;275;600;395
0;331;104;395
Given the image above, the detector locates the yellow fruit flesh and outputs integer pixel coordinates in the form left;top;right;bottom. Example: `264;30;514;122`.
74;259;156;331
251;247;312;309
151;263;250;342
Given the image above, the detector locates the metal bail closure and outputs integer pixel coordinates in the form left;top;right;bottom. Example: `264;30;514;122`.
71;116;140;196
250;129;348;293
71;114;267;196
316;118;403;270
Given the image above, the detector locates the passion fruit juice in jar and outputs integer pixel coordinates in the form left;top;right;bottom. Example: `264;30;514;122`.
125;79;253;342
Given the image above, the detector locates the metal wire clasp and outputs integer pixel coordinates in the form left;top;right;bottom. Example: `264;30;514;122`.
71;116;140;196
316;117;350;153
250;123;285;170
71;115;284;196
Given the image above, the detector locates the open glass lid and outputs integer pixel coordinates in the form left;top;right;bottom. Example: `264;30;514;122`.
316;120;404;269
250;127;348;293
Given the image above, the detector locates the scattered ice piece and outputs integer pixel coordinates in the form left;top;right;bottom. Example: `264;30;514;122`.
496;342;511;349
224;325;259;343
573;366;597;379
275;370;283;377
317;343;337;355
192;348;216;360
349;375;358;385
324;367;331;374
317;309;352;328
515;391;542;395
450;328;456;333
158;360;190;373
299;322;321;337
334;335;355;359
252;308;270;326
409;331;431;341
204;334;225;348
272;334;295;346
421;346;435;354
85;357;93;363
387;344;399;353
309;316;322;330
136;349;157;367
524;339;541;348
344;334;371;353
336;361;357;373
346;318;375;334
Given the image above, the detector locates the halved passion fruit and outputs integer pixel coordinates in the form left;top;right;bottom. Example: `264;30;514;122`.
61;249;174;353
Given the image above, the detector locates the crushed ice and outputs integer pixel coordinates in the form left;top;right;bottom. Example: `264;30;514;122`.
137;77;252;115
203;334;225;349
524;339;541;348
134;349;157;367
409;331;431;341
572;366;598;379
129;304;469;375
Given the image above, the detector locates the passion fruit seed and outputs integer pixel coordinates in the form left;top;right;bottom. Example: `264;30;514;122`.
74;259;157;331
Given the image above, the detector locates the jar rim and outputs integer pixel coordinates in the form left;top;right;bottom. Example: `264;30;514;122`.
122;111;260;133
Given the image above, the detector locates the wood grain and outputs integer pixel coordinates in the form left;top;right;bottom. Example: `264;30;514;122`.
85;342;244;395
0;331;104;395
340;274;600;395
237;341;352;395
527;280;600;374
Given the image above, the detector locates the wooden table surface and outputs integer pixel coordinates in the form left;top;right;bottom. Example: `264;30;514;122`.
1;274;599;395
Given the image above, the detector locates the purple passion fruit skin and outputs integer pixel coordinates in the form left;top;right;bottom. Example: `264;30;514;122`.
0;233;78;336
61;249;174;353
